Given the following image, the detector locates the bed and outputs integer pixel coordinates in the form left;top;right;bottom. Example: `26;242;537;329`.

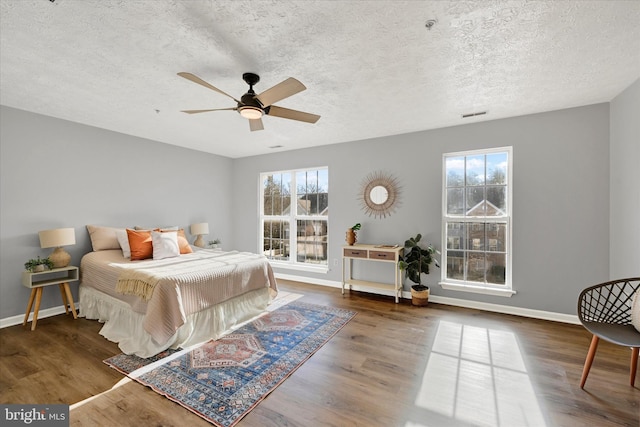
79;227;277;357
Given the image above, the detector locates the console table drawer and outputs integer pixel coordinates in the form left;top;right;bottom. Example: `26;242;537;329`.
343;248;367;258
369;251;396;261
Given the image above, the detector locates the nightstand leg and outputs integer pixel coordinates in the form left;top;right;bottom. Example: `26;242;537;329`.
23;289;37;326
31;287;43;331
62;282;78;319
58;284;69;314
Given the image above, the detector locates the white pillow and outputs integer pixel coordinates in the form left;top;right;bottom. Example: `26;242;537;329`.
115;229;131;258
631;290;640;333
151;230;180;260
86;225;122;251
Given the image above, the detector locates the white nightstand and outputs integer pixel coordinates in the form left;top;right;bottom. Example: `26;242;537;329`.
22;266;79;330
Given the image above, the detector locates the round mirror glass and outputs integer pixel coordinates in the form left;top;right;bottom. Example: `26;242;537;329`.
370;185;389;205
359;171;401;219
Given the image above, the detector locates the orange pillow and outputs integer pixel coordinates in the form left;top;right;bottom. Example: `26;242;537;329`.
127;229;153;260
176;229;194;254
156;228;193;254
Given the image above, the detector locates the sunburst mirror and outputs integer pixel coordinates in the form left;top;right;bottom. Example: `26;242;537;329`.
359;171;401;218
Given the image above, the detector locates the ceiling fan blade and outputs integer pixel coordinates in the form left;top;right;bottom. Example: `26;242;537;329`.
177;72;240;103
180;107;237;114
249;118;264;132
256;77;306;107
267;105;320;124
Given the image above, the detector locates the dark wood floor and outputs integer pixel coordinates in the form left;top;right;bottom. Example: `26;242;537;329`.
1;280;638;426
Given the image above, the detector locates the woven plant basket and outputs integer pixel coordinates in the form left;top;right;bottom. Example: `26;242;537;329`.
411;286;429;306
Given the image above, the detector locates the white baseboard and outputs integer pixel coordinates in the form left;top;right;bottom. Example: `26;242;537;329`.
1;277;580;328
275;273;580;325
0;303;79;329
427;294;580;324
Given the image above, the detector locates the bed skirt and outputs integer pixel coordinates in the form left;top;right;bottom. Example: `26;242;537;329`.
79;285;272;357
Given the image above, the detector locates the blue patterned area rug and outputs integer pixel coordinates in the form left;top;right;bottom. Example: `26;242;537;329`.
104;301;356;427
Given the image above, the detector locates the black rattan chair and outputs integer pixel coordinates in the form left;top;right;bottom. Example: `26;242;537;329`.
577;277;640;388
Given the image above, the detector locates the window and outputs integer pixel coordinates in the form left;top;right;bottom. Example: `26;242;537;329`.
260;167;328;270
441;147;513;296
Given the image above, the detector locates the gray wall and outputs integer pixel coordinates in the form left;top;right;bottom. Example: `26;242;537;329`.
610;78;640;278
2;84;636;322
0;106;233;319
233;103;611;315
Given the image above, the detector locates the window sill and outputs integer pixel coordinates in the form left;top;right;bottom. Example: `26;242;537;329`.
269;261;329;274
439;282;516;297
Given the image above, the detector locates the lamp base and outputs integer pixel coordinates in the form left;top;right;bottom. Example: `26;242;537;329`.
194;235;206;248
49;247;71;268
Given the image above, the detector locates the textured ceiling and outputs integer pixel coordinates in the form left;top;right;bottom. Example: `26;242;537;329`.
1;1;638;158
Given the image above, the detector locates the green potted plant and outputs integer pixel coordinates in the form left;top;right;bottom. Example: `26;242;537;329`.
208;238;222;250
345;223;361;246
24;256;55;273
398;234;440;306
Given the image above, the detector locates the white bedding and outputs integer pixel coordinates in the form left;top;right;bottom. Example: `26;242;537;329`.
79;249;277;357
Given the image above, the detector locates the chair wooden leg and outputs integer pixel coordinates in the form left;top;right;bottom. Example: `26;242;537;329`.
580;335;599;389
631;347;639;387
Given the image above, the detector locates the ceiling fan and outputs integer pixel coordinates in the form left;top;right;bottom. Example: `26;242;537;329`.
177;72;321;131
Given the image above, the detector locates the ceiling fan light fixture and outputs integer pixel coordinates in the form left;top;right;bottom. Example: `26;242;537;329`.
239;106;263;120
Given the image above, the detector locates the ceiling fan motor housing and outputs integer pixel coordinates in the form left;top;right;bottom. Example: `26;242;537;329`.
240;73;264;110
240;92;263;109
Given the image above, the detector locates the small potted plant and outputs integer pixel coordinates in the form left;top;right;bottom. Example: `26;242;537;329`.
208;238;222;250
24;256;55;273
398;234;440;306
345;223;361;246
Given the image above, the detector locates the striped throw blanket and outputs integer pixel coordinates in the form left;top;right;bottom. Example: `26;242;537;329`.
116;250;274;301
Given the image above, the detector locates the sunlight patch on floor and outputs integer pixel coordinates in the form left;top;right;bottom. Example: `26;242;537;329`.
267;291;303;311
69;376;133;410
71;291;304;412
409;320;546;427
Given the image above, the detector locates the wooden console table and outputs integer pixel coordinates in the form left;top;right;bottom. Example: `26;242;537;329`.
342;244;404;303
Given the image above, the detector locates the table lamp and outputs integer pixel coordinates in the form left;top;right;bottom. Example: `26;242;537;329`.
38;227;76;268
190;223;209;248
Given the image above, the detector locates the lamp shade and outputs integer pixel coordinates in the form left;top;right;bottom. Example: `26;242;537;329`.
190;223;209;236
39;228;76;248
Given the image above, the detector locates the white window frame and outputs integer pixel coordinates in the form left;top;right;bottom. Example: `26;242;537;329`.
259;167;329;273
440;147;515;297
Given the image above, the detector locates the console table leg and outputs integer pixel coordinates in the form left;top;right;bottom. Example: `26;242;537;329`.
341;258;345;295
395;268;401;303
